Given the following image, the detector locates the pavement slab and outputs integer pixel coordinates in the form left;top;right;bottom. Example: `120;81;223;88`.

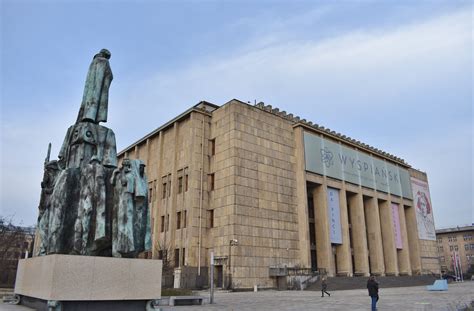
1;282;473;311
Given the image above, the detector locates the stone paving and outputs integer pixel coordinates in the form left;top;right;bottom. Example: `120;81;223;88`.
1;282;473;311
165;282;474;311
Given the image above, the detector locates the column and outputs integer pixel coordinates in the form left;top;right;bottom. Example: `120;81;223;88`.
397;203;412;275
294;128;311;267
363;196;385;275
379;200;398;275
336;184;352;276
313;185;334;276
404;205;422;274
348;192;370;276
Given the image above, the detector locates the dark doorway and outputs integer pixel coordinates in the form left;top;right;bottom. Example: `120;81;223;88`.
215;265;223;288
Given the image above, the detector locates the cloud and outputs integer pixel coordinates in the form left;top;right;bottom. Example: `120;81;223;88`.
1;6;471;227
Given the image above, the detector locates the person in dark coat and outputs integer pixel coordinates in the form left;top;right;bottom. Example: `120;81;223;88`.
367;275;379;311
321;277;330;297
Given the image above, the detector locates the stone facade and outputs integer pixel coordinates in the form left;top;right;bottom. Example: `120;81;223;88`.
118;99;440;289
436;225;474;274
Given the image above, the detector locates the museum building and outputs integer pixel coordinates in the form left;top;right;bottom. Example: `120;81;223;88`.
118;99;440;289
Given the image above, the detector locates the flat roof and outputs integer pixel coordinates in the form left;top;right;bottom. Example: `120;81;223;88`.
436;225;474;234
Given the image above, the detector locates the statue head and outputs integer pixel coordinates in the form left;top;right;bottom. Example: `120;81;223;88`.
100;49;111;59
122;158;131;172
45;160;59;171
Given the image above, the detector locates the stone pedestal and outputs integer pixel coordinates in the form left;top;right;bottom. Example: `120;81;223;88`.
15;254;162;310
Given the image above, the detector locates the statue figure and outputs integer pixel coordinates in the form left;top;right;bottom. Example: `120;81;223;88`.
74;156;106;255
111;159;135;257
110;159;151;257
36;49;149;259
131;160;151;253
58;122;117;170
37;159;60;256
76;49;113;124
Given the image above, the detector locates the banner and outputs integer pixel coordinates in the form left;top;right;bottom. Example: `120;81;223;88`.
391;203;403;249
304;132;412;199
327;187;342;244
411;177;436;240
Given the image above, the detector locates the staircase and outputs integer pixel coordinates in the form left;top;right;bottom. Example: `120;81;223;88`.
305;275;438;291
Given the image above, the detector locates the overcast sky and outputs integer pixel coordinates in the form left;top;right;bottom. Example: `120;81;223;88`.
1;0;472;228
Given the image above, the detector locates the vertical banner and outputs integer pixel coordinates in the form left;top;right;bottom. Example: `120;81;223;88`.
391;203;403;249
327;187;342;244
410;177;436;240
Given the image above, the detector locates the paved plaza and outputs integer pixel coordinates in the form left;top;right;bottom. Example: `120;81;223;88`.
1;282;473;311
170;282;473;311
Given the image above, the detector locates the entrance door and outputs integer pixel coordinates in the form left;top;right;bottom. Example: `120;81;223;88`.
215;265;223;288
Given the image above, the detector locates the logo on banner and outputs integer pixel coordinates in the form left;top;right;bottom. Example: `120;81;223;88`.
320;147;334;168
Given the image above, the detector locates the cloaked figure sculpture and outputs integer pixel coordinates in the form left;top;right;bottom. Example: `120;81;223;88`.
36;49;150;258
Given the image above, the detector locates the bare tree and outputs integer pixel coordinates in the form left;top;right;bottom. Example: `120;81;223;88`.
153;241;175;288
0;216;35;287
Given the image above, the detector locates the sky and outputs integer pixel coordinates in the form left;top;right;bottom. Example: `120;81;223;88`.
1;0;472;229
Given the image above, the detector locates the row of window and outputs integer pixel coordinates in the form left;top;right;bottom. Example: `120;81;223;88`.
159;209;216;233
439;254;473;262
438;235;473;244
439;243;474;252
149;169;217;202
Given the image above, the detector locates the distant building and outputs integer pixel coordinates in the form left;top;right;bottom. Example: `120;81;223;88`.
118;99;440;289
0;222;35;287
436;225;474;274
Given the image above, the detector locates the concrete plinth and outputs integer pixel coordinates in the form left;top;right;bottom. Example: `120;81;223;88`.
14;254;162;302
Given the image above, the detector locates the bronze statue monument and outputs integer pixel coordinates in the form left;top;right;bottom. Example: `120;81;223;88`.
37;49;150;258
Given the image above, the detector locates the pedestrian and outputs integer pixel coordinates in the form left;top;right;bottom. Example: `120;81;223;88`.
367;275;379;311
321;277;330;297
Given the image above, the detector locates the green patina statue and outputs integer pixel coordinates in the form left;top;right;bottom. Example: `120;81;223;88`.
36;49;151;258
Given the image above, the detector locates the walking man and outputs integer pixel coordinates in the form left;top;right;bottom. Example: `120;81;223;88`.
321;277;330;297
367;275;379;311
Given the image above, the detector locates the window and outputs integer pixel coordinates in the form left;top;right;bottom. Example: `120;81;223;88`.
149;187;153;203
210;138;216;156
162;182;167;199
454;245;459;251
161;216;165;232
438;246;443;252
465;244;470;251
437;238;442;244
166;214;170;231
209;209;214;228
174;249;180;267
471;244;474;250
177;212;181;229
162;174;171;198
185;173;189;192
178;176;183;194
182;248;186;266
464;234;473;241
208;173;215;191
183;210;187;228
440;256;445;262
450;246;454;251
